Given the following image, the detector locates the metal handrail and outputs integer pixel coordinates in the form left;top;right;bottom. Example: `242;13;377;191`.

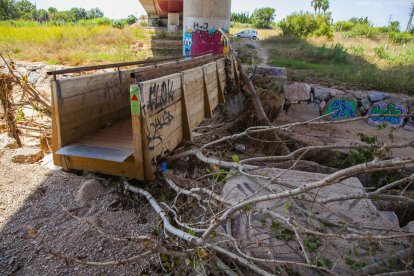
46;51;213;76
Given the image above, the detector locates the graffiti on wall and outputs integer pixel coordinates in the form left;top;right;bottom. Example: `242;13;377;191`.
183;17;230;56
322;97;358;120
147;110;175;150
367;102;407;127
147;80;175;112
183;29;228;56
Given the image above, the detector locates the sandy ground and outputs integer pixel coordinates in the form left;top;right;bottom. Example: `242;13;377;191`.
0;149;159;275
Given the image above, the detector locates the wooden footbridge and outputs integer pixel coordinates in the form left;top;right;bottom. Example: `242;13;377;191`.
48;52;239;180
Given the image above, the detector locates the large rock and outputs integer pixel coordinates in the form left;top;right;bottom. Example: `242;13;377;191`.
367;100;408;128
368;91;390;102
221;168;402;275
75;179;104;206
284;82;311;103
350;90;369;100
322;97;359;121
404;111;414;132
287;103;320;121
314;87;332;102
255;66;287;77
360;98;372;113
11;147;44;163
0;134;19;150
313;87;345;102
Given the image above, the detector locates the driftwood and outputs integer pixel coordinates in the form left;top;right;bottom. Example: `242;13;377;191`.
0;73;22;147
0;53;51;115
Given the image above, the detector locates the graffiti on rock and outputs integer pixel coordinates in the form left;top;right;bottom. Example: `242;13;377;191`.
367;102;407;127
147;110;175;150
323;98;358;120
147;80;175;112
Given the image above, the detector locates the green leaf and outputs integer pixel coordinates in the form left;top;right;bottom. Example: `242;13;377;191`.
232;154;240;163
304;236;321;252
271;222;294;241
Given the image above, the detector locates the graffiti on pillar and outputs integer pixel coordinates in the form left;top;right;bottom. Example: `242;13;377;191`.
193;22;209;31
183;17;230;56
192;29;224;55
322;97;358;120
183;29;226;56
183;32;193;56
367;102;408;127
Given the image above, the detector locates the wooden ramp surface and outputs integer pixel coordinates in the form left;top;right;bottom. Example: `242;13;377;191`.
56;118;133;163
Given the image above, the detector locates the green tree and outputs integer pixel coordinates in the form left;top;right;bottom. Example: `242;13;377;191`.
0;0;19;20
70;7;87;21
87;7;104;19
251;7;276;29
15;0;36;19
126;14;137;25
321;0;330;14
37;8;48;22
389;21;400;32
311;0;322;14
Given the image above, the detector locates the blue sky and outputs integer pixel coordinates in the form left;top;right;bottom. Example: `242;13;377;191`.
31;0;411;27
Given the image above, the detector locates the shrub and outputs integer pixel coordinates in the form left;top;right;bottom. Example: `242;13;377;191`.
126;14;138;25
278;12;333;38
345;23;379;39
349;45;365;56
111;20;126;29
333;21;355;32
251;7;276;29
389;21;401;33
388;32;413;44
230;21;252;28
301;43;347;63
78;18;111;26
374;45;389;59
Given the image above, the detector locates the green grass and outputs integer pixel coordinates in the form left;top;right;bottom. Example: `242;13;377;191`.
0;21;179;65
263;35;414;94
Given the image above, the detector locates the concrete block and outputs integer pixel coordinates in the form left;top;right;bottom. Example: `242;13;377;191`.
284;82;311;103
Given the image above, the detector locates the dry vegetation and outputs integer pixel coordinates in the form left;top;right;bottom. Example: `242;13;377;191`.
258;29;414;94
0;23;180;65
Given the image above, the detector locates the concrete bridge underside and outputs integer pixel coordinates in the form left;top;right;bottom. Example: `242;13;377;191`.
139;0;183;27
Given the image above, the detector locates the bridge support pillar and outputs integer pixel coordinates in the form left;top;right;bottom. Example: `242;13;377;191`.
168;13;180;32
183;0;231;56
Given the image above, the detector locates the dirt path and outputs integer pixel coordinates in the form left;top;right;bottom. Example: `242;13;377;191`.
235;39;269;66
254;40;269;66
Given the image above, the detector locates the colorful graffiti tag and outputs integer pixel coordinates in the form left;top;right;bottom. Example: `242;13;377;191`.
367;102;408;127
183;29;228;56
322;97;358;120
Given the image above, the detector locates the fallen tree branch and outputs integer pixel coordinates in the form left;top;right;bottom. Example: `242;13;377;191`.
124;181;203;245
201;157;414;239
